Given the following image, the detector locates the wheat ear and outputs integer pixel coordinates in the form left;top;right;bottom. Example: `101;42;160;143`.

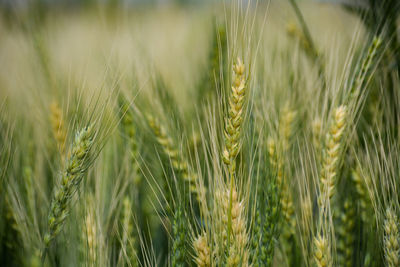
50;101;67;155
313;233;331;267
351;167;372;224
85;211;97;267
222;57;247;252
193;233;211;267
319;105;347;205
337;199;355;267
252;138;280;267
171;207;186;267
147;115;199;197
222;57;246;175
349;36;382;100
218;187;249;267
384;207;399;267
121;197;138;267
313;105;347;267
120;102;141;185
43;125;94;256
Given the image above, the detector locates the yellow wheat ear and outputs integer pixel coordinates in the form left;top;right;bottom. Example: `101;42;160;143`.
146;114;204;200
314;233;331;267
50;101;67;155
85;211;97;266
319;105;347;205
222;57;249;260
216;186;249;267
222;57;246;177
313;105;347;267
193;233;211;267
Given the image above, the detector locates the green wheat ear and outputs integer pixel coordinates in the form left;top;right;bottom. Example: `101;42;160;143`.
42;125;95;258
337;199;355;267
120;196;138;267
119;100;141;186
171;207;186;267
384;207;400;267
351;167;372;224
146;115;198;195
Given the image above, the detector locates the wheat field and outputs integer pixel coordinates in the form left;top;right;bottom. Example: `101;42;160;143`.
0;0;399;266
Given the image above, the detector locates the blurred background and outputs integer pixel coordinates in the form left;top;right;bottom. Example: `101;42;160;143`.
0;0;360;107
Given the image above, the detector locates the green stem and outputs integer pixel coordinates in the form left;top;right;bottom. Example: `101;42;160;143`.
227;165;234;256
